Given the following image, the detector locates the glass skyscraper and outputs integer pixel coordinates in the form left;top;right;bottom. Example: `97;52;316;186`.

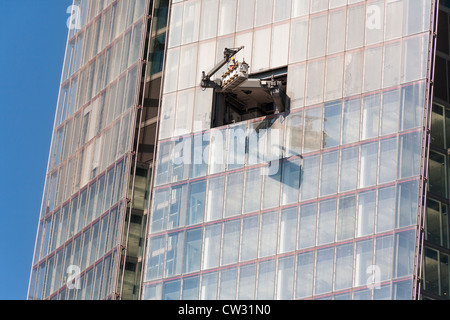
29;0;450;301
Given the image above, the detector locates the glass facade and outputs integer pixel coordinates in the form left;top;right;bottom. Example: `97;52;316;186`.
142;0;437;300
28;0;158;300
30;0;448;301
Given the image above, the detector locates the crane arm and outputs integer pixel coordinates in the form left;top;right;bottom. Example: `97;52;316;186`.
201;46;244;88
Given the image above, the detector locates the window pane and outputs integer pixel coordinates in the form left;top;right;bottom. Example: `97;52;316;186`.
320;151;338;196
361;94;380;140
278;207;297;253
381;88;400;136
342;98;360;145
202;224;221;269
359;142;378;189
377;186;396;233
337;195;355;241
398;131;422;179
298;203;316;249
335;244;353;291
375;235;393;282
219;267;237;300
224;171;244;217
182;276;199;300
300;155;319;200
221;220;240;266
295;251;314;299
354;239;374;287
281;158;301;205
256;260;275;299
165;231;184;277
200;272;218;300
323;101;341;148
339;146;358;192
356;190;375;237
259;211;278;257
205;175;224;221
262;168;281;209
168;183;187;229
243;168;262;213
276;256;294;299
379;137;398;184
240;215;259;261
187;180;206;226
184;228;202;273
238;263;256;300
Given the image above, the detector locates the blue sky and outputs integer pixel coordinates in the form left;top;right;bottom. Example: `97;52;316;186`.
0;0;73;299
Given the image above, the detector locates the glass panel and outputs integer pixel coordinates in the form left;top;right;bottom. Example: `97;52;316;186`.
238;263;256;300
205;175;224;221
327;8;346;55
314;248;334;295
381;88;400;136
354;239;374;287
202;224;221;269
308;13;327;59
377;186;396;233
339;146;358;193
221;220;240;266
146;236;165;281
295;251;314;299
219;267;237;300
320;151;338;196
357;190;376;237
182;276;199;300
237;0;255;32
151;188;169;233
162;280;180;300
224;171;244;217
259;211;278;257
183;228;202;273
200;0;219;40
200;272;218;300
278;206;297;254
281;158;301;205
379;137;398;184
323;101;341;149
240;215;259;262
375;235;393;283
396;180;419;228
262;168;281;209
289;18;308;63
359;142;378;189
276;256;294;300
342;98;360;145
187;180;206;226
304;106;323;152
168;183;188;229
317;199;336;245
165;231;184;277
298;202;316;249
243;167;262;213
324;54;344;102
361;94;380;140
398;131;422;179
334;243;353;291
256;260;275;300
218;0;237;36
337;195;355;241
